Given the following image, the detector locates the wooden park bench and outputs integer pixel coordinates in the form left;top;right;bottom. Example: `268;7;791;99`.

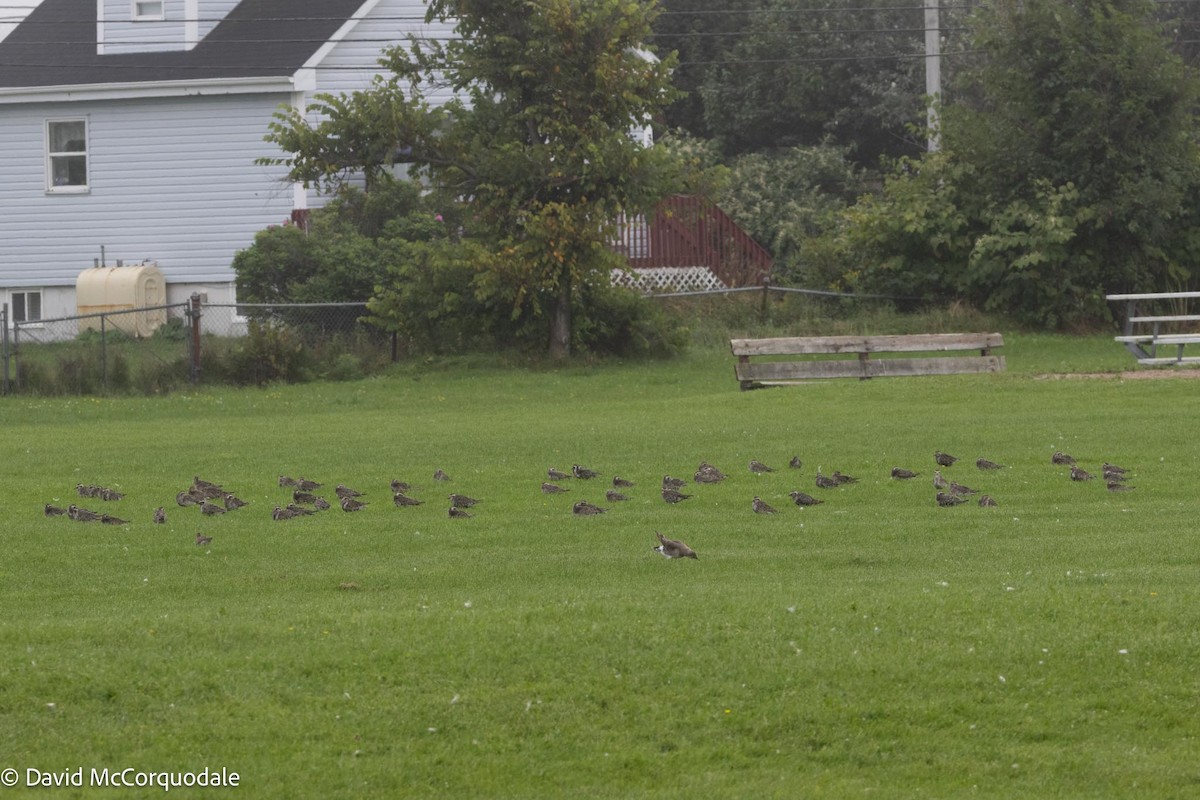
1107;291;1200;365
730;333;1005;389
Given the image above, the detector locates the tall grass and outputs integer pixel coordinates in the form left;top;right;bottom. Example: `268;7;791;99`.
1;334;1196;798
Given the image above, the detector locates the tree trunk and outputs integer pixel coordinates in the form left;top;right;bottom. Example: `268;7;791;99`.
548;268;572;360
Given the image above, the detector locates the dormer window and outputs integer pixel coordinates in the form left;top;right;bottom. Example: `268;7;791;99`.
133;1;164;20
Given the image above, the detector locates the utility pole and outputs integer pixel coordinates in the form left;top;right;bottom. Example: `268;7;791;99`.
925;0;942;152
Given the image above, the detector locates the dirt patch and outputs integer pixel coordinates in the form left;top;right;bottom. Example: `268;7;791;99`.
1034;370;1200;380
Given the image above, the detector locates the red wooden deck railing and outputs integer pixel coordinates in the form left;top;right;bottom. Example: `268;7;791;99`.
611;195;773;287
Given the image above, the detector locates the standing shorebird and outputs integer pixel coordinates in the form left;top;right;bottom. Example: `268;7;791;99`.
653;532;698;560
933;470;948;490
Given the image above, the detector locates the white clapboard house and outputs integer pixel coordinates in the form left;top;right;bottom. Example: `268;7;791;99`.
0;0;451;327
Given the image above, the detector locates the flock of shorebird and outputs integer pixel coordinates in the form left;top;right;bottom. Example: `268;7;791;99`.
42;449;1132;559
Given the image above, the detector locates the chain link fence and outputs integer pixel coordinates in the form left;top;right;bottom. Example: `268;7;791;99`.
2;297;396;396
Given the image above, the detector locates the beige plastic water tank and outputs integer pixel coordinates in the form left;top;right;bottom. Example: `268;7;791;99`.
76;263;167;337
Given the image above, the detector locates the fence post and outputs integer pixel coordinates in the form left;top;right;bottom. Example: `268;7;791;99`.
188;293;203;384
759;277;771;321
100;313;109;394
1;303;8;396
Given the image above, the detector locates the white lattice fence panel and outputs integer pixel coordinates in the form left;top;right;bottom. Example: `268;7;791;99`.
611;267;727;294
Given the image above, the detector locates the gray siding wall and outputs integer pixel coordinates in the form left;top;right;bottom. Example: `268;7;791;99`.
314;0;453;101
102;0;188;54
0;92;296;290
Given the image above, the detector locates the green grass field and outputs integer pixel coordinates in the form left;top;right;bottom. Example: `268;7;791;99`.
2;337;1198;798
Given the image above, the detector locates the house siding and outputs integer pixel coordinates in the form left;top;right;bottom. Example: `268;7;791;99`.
101;0;188;54
0;92;295;294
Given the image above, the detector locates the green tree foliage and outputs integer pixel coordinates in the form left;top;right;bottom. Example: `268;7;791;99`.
818;0;1200;328
261;0;684;359
715;144;868;284
653;0;942;167
233;180;450;305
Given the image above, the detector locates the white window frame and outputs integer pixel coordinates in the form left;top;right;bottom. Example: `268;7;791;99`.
45;118;89;194
132;0;165;20
10;289;44;328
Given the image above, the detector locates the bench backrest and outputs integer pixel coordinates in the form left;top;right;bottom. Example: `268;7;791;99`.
731;332;1004;387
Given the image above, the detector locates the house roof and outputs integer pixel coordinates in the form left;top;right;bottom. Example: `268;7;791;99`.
0;0;370;89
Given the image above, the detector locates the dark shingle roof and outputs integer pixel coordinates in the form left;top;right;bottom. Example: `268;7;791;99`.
0;0;370;89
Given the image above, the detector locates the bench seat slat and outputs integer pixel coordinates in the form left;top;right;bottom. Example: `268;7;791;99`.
730;332;1003;357
1126;315;1200;323
1147;335;1200;346
1128;357;1200;367
737;355;1005;383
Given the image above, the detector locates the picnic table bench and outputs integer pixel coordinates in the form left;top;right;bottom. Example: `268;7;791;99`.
1107;291;1200;365
730;332;1005;389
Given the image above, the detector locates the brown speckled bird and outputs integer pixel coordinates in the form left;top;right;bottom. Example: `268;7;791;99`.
606;490;629;502
313;496;332;510
1052;451;1076;466
448;493;477;508
45;504;67;517
749;459;774;474
297;477;323;491
541;482;569;494
662;476;686;490
335;484;363;499
936;491;967;507
891;467;920;480
195;533;212;546
976;458;1004;470
949;481;978;496
612;475;635;488
548;468;571;481
199;501;226;516
1070;466;1094;482
390;479;411;493
393;493;423;507
788;456;803;469
572;500;606;516
572;464;599;479
448;506;473;518
279;475;298;487
1107;481;1135;492
272;505;301;521
653;532;698;560
293;490;318;504
815;471;839;490
751;496;777;514
153;507;166;524
933;470;948;490
832;470;858;485
789;490;824;507
100;514;128;525
340;496;367;512
935;451;958;467
661;488;693;504
978;495;998;507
